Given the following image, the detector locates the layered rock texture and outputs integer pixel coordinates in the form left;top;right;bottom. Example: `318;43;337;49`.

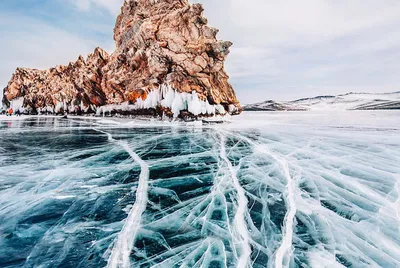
2;0;241;118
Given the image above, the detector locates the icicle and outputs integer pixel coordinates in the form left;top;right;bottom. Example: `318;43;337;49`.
10;97;24;113
91;84;228;118
187;91;203;116
171;92;185;118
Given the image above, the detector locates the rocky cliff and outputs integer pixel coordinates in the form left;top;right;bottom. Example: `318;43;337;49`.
2;0;241;118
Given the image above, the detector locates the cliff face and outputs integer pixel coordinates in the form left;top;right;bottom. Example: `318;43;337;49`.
4;48;109;114
2;0;241;117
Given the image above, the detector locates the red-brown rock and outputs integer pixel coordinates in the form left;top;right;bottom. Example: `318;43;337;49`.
2;0;241;117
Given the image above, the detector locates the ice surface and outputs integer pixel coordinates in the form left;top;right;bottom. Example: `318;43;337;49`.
0;111;400;268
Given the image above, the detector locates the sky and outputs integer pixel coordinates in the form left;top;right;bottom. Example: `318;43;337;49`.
1;0;400;104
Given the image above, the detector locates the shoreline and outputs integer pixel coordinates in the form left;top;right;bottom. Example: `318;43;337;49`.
0;114;234;127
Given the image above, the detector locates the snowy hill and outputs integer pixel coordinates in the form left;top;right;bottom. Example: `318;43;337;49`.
244;92;400;111
242;100;308;111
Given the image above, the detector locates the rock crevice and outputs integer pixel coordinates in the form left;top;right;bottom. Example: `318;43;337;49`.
2;0;241;117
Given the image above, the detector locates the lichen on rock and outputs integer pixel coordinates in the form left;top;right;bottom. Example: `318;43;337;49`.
2;0;241;118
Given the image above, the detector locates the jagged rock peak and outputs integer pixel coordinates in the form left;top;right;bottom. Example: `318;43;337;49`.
3;0;241;118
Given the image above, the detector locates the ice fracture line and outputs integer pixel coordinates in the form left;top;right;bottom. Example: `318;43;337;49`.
95;129;150;268
219;130;297;268
219;133;251;267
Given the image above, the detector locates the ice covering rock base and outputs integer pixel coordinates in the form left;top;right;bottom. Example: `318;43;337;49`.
96;84;227;118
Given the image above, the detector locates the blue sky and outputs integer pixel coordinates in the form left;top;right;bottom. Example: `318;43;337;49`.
1;0;400;104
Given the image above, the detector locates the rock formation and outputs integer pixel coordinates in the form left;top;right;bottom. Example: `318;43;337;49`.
2;0;241;118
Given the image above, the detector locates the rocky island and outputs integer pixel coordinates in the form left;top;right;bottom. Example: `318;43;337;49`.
2;0;241;119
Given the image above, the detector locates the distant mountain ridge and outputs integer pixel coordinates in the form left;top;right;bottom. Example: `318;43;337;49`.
244;91;400;111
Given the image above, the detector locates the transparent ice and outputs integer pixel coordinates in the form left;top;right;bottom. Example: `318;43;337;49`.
0;111;399;268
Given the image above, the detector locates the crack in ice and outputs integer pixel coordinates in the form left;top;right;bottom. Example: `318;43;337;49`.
218;130;298;268
272;156;296;268
219;133;251;268
246;142;297;268
94;129;150;268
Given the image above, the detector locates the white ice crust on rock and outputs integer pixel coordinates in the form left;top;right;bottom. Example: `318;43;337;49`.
5;85;228;118
97;84;227;118
9;97;24;112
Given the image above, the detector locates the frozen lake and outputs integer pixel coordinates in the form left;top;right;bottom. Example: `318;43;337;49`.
0;111;399;268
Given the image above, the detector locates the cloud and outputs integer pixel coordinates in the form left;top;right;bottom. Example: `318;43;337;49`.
0;13;110;94
229;0;400;44
193;0;400;103
2;0;400;103
67;0;124;15
199;0;400;48
0;0;121;97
